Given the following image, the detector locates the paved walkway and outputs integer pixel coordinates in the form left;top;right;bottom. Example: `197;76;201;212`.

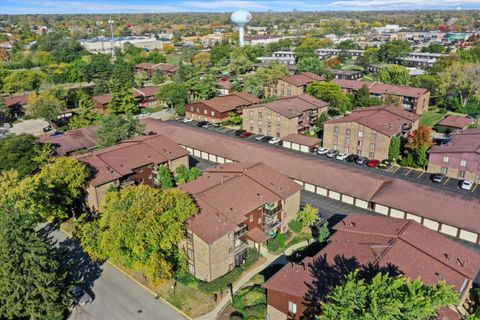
195;240;311;320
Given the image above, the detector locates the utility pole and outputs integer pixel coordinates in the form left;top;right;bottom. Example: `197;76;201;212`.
108;16;115;58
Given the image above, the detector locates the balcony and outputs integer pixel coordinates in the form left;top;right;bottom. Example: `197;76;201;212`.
263;204;282;217
264;219;282;231
309;110;318;117
234;224;248;239
119;179;135;188
234;238;248;253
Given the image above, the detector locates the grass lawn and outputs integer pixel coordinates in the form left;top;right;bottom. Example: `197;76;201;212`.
420;110;445;128
166;54;183;66
268;230;312;255
230;274;267;319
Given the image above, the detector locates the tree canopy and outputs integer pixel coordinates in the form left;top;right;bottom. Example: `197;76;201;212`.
0;133;48;177
379;64;410;86
307;81;351;114
378;40;411;63
296;204;319;227
175;165;202;185
97;113;144;148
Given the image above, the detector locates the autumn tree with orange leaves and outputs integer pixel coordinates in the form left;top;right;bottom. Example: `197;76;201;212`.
403;126;433;169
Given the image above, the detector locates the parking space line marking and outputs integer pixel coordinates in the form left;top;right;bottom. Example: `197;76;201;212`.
404;169;413;176
472;184;478;193
417;171;425;179
443;177;450;185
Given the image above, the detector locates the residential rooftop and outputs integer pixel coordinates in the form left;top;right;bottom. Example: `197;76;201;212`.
429;129;480;155
247;94;328;119
280;72;324;87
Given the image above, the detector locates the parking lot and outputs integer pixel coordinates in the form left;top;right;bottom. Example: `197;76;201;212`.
173;119;480;199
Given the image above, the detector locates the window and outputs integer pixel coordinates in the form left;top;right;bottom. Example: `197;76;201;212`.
344;147;349;153
249;119;254;125
211;111;215;116
249;215;253;222
441;167;448;174
249;126;253;132
258;112;263;119
276;132;280;138
334;126;339;133
369;152;375;158
371;132;377;141
459;171;465;178
258;217;262;224
370;143;376;151
443;156;449;163
190;106;194;111
204;109;207;115
358;131;363;138
249;111;253;118
188;264;195;274
460;160;467;167
288;301;297;314
357;140;362;147
186;231;193;243
196;108;200;113
258;121;262;126
345;128;351;135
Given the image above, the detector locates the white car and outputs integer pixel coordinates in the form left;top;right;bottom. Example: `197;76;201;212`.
269;137;281;145
460;180;474;190
336;152;348;160
183;117;193;123
317;147;329;155
255;135;265;141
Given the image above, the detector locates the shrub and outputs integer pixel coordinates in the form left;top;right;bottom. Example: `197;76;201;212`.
243;303;267;319
288;219;303;233
267;233;286;252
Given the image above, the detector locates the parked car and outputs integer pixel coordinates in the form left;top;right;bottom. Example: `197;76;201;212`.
326;149;339;158
346;154;358;162
201;123;211;129
3;123;12;129
73;286;92;306
460;180;474;190
42;125;52;132
239;131;252;139
255;135;265;141
377;159;392;170
197;121;208;127
261;136;273;143
367;159;380;168
430;173;445;183
234;129;246;136
310;146;319;153
336;152;348;160
317;147;329;155
212;123;222;128
50;131;63;137
268;137;282;145
355;156;368;165
183;117;193;123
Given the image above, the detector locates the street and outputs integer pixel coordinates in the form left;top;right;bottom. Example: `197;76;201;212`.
42;225;188;320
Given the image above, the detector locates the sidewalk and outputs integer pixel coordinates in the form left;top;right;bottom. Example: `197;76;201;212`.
194;240;311;320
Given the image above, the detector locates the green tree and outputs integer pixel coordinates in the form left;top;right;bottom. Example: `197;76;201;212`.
0;134;46;177
307;81;351;114
156;165;175;189
192;51;211;70
244;63;290;98
438;62;480;107
317;221;330;243
0;202;73;320
421;44;446;54
190;75;220;101
357;47;379;69
110;57;134;91
319;271;458;320
379;64;410;86
228;111;243;125
315;112;330;133
28;91;65;122
156;82;188;115
2;69;45;94
97;114;144;148
175;165;202;185
416;145;429;169
296;57;328;76
353;84;383;109
296;204;319;227
69;92;99;129
388;136;401;162
78;185;197;284
378;40;411;63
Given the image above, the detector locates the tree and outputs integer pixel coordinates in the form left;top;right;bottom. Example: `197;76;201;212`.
163;44;175;54
110;57;134;91
156;165;175;189
307;81;351;114
77;185;197;284
296;57;327;76
318;271;458;320
421;43;446;54
69;92;99;129
416;145;429;169
189;75;220;101
192;51;211;70
388;136;401;162
379;64;410;86
228;111;243;125
295;38;333;60
0;202;73;320
296;204;319;227
28;91;65;122
175;165;202;185
383;94;402;107
0;134;46;177
244;63;290;98
438;62;480;107
405;126;433;153
318;221;330;243
156;82;188;115
378;40;411;63
353;84;383;109
357;47;379;69
315;112;329;133
97;114;144;148
228;51;252;75
2;69;45;94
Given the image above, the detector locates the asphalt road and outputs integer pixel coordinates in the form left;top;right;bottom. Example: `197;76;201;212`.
43;225;187;320
175;119;480;199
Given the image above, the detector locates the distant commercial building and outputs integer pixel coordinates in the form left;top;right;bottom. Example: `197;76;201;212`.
428;128;480;182
80;36;167;54
323;105;420;159
243;94;328;138
266;72;324;97
374;24;404;34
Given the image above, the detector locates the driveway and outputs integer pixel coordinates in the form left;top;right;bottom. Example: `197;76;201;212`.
148;109;175;121
9;119;49;136
40;225;188;320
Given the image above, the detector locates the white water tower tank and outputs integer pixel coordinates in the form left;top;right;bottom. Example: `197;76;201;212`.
231;10;252;47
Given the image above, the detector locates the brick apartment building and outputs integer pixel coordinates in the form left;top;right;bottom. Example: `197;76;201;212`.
134;62;178;77
323;105;420;160
77;134;189;209
185;92;260;123
243;94;328;138
92;86;161;113
263;214;480;320
428;128;480;182
179;162;302;282
332;79;430;115
265;72;324;97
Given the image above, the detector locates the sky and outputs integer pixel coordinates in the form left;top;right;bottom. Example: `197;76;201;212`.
1;0;480;14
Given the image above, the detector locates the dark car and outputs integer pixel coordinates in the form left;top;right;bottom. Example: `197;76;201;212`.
234;129;246;136
355;156;368;165
50;131;63;137
197;121;209;127
73;286;92;306
42;125;52;132
239;131;252;139
377;159;392;169
261;136;273;143
431;173;445;183
367;159;380;168
346;154;358;162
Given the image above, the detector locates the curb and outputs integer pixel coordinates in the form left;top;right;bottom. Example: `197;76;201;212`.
59;228;192;320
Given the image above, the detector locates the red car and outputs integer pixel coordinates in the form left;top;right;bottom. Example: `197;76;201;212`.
367;159;380;168
239;131;252;139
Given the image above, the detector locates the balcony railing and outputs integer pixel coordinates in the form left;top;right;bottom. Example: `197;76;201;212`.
234;225;248;239
234;239;248;253
263;205;282;217
264;220;282;231
119;179;135;188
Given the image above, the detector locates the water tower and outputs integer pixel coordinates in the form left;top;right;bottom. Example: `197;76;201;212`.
231;10;252;47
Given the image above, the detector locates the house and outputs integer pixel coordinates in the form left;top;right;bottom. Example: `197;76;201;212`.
332;79;431;115
39;126;98;156
427;128;480;182
281;133;322;153
218;79;233;96
142;118;480;245
436;116;473;133
396;56;438;69
3;94;29;118
76;134;189;209
185;92;260;123
92;86;161;113
263;214;480;320
266;72;324;97
323;105;420;159
134;62;177;77
92;93;112;113
330;69;363;80
243;94;329;138
180;162;302;282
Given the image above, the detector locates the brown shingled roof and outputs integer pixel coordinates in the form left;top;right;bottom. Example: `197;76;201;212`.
249;94;328;119
39;126;98;156
429;129;480;154
332;79;429;98
187;92;260;114
4;94;29;107
281;72;324;87
282;133;322;147
438;116;473;129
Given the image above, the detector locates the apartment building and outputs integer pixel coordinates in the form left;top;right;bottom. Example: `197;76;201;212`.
428;128;480;182
265;72;324;97
332;79;430;115
92;86;161;113
243;94;329;138
331;69;363;80
263;214;480;320
134;62;177;77
323;105;420;159
77;134;189;209
180;162;302;282
185;92;260;123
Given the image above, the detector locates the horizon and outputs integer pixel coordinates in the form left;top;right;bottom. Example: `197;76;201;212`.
1;0;480;15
